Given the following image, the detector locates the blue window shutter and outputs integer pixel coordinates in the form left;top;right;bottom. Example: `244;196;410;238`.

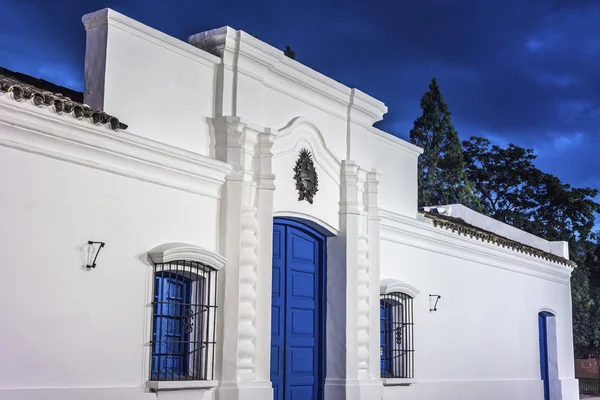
152;274;191;378
380;302;392;376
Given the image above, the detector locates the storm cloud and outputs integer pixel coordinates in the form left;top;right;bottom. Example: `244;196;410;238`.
1;0;598;188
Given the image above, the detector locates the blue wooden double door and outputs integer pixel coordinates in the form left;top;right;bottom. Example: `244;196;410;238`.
270;220;325;400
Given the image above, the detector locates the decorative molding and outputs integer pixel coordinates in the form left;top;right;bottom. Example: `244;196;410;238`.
0;98;232;199
348;88;388;127
340;160;360;215
274;117;342;185
191;27;388;126
209;114;265;382
146;380;218;391
260;79;349;122
83;8;220;68
368;126;423;157
356;234;370;376
380;279;420;298
380;209;573;284
147;243;227;270
256;131;276;190
365;170;380;220
272;211;339;236
237;206;259;377
539;307;558;316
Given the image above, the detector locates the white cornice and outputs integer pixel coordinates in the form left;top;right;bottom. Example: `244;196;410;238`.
83;8;220;68
349;89;388;126
379;209;573;284
189;27;387;124
0;97;232;199
368;127;423;157
273;116;342;185
148;242;227;270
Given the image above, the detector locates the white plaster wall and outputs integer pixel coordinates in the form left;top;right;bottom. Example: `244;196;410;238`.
0;146;219;400
236;67;420;221
365;129;421;217
83;9;220;156
252;84;348;161
379;227;578;400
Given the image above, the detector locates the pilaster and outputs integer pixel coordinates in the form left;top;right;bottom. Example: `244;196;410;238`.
366;170;383;382
254;131;276;383
211;116;273;400
325;161;383;400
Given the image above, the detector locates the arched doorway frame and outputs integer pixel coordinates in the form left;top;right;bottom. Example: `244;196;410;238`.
270;217;330;400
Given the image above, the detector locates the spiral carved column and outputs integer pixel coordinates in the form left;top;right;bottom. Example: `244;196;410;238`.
357;233;371;376
237;205;258;376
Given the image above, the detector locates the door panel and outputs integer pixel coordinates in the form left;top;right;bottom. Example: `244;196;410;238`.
152;276;191;378
271;222;323;400
271;225;286;400
538;313;549;400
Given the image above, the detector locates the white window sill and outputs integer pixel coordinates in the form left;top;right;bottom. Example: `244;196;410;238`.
382;378;416;386
146;380;218;391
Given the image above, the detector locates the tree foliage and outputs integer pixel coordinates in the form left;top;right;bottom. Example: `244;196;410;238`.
409;78;480;210
462;136;600;357
410;79;600;357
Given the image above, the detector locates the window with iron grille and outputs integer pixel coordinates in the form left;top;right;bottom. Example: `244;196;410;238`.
380;292;414;379
151;260;218;381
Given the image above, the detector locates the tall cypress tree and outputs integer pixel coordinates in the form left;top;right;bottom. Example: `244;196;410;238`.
409;78;480;209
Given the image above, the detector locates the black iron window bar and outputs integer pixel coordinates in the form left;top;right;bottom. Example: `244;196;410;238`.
380;292;414;379
150;260;218;382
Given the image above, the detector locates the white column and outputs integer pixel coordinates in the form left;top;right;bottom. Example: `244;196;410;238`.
366;170;383;383
254;131;276;383
325;161;383;400
211;117;273;400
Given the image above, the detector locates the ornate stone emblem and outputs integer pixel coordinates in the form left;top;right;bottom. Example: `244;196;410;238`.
293;148;319;204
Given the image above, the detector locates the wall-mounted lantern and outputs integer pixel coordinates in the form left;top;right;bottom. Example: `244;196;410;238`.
429;294;441;312
86;241;106;269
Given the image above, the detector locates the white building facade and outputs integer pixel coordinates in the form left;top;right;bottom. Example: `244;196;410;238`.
0;8;579;400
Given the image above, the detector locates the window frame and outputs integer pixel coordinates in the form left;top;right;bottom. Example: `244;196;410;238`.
146;243;226;391
379;279;419;386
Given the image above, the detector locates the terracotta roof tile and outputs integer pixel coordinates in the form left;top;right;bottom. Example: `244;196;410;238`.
0;67;127;131
420;210;576;268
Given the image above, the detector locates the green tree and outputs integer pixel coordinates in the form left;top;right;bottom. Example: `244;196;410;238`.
462;136;600;357
462;137;541;229
410;78;480;209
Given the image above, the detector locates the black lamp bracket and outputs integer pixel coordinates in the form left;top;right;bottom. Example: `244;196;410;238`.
86;241;106;269
429;294;441;312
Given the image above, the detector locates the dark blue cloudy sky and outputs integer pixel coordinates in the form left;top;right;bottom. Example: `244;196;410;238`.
1;0;599;194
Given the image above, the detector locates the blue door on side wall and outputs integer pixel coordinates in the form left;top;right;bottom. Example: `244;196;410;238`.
538;313;550;400
271;220;325;400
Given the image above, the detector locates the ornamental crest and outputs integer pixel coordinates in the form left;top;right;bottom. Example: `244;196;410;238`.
293;148;319;204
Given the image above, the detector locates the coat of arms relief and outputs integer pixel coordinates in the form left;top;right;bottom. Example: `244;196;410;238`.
293;148;319;204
